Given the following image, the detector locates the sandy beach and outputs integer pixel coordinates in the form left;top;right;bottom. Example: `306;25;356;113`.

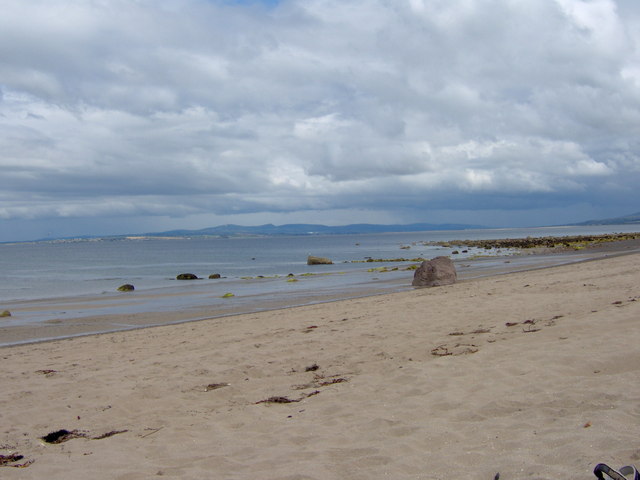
1;251;639;479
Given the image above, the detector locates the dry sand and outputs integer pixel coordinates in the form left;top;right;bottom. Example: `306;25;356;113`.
1;253;639;479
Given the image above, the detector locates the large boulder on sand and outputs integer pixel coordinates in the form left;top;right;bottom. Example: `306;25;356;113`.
307;255;333;265
412;256;457;287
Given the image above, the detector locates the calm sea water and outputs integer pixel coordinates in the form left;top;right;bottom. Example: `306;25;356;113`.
1;224;640;345
1;224;639;304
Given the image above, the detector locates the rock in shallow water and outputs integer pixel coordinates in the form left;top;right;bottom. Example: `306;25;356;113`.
307;255;333;265
177;273;199;280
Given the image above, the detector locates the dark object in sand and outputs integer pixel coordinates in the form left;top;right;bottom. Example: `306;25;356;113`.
208;273;221;279
204;383;229;391
593;463;639;480
431;343;478;356
0;452;33;468
176;273;198;280
258;396;298;404
318;377;347;386
0;453;24;466
117;284;135;292
412;256;457;287
92;429;128;440
305;364;320;372
307;255;333;265
40;428;127;444
256;391;321;404
41;429;82;444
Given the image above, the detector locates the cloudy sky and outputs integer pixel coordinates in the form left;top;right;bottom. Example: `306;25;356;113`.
1;0;640;241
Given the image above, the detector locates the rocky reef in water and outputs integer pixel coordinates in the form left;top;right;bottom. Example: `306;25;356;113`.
426;232;640;250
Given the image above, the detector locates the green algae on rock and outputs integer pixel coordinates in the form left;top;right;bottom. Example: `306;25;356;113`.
307;255;333;265
426;232;640;251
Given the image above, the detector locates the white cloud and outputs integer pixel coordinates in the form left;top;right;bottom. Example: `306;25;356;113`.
0;0;639;239
556;0;628;55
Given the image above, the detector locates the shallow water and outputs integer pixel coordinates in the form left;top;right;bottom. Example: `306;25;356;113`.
3;224;639;303
1;225;640;346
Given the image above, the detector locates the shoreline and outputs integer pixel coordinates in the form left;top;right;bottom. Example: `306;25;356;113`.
2;237;640;347
1;245;639;478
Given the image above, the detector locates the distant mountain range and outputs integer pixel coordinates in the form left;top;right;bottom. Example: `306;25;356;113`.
28;212;640;243
576;211;640;225
139;211;640;238
141;222;485;238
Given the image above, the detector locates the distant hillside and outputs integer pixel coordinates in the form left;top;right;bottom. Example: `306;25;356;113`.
576;212;640;225
144;222;485;238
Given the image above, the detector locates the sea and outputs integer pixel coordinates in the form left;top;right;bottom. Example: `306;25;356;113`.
1;224;639;345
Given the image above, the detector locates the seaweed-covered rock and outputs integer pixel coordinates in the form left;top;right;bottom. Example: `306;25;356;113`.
117;284;135;292
412;256;457;287
307;255;333;265
177;273;199;280
208;273;221;279
0;310;11;318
